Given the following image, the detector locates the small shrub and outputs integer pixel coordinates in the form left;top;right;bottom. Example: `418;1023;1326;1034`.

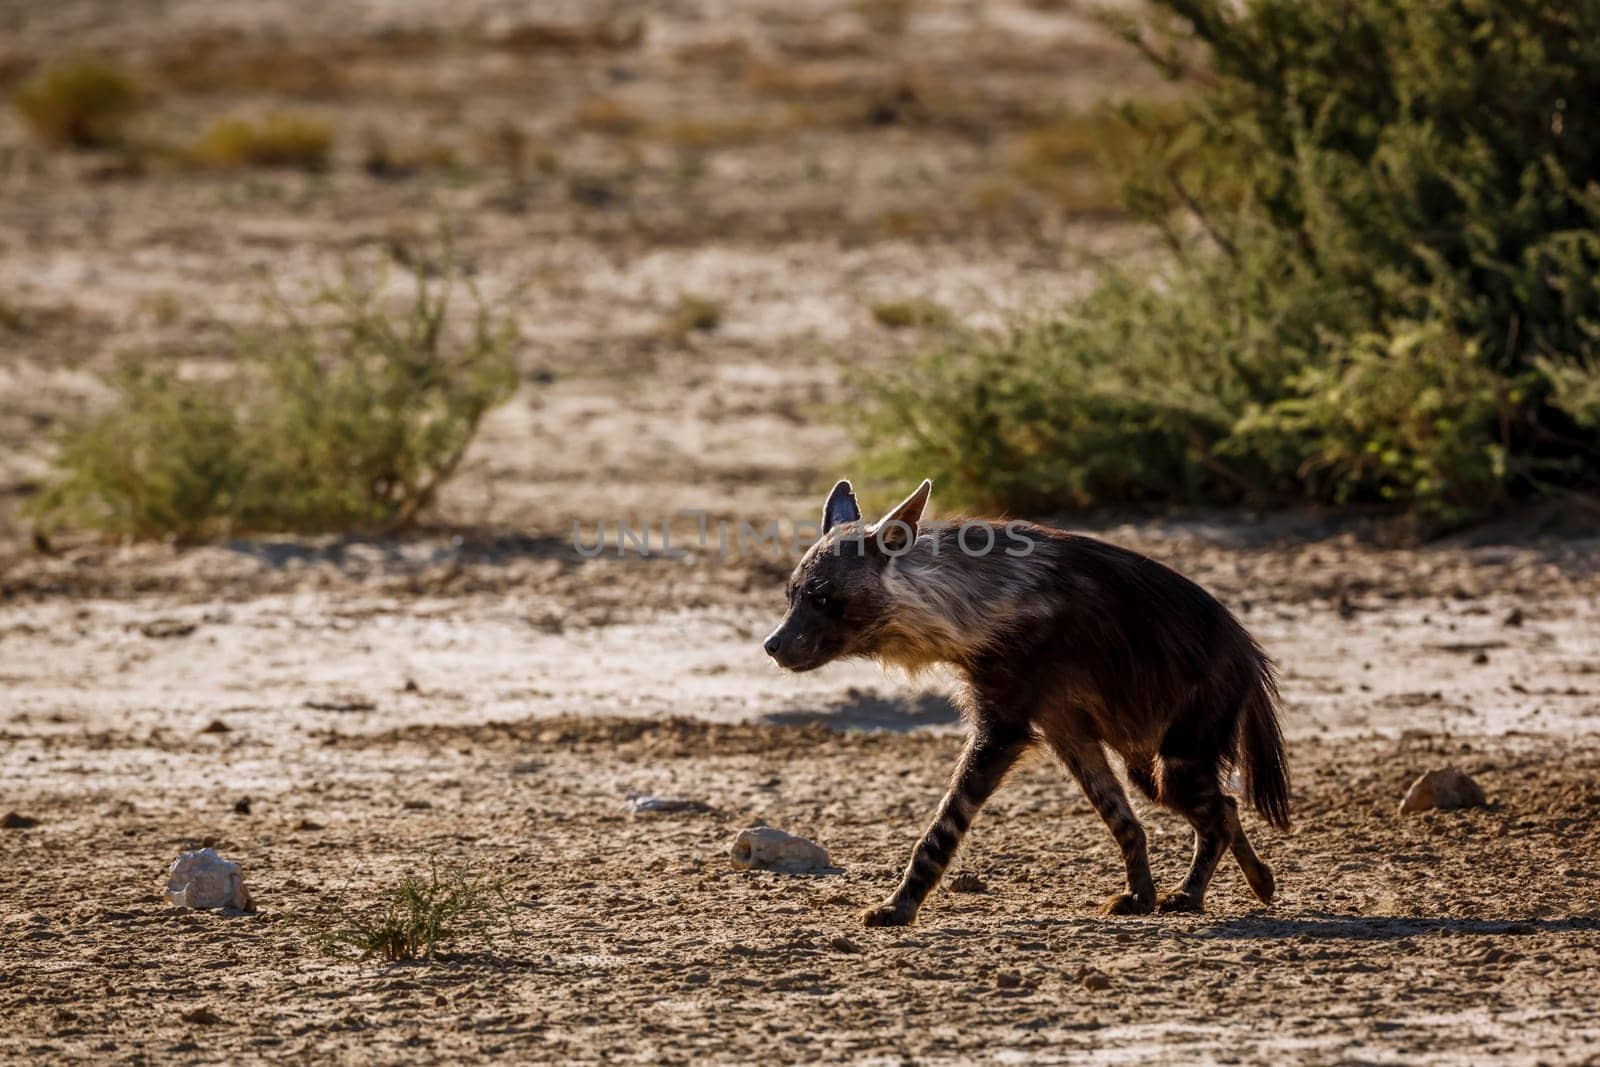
30;252;519;540
11;56;143;148
665;293;723;341
190;113;333;170
869;298;954;331
310;860;512;962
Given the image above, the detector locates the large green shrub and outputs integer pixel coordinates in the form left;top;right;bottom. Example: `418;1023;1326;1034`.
31;263;519;540
859;0;1600;521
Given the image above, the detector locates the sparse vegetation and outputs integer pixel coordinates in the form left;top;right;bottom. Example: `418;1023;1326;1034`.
859;0;1600;524
869;298;954;331
665;293;724;341
573;95;644;136
308;860;513;962
1004;113;1124;216
361;129;460;179
11;56;143;148
189;113;334;170
0;297;26;333
30;252;519;540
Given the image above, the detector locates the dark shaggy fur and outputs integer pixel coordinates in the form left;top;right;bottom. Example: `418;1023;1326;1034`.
764;479;1290;927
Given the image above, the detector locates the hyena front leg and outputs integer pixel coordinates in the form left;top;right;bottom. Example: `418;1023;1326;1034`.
861;727;1030;927
1051;738;1157;916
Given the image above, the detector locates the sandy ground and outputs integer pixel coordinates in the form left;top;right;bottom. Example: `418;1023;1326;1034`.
4;2;1600;1064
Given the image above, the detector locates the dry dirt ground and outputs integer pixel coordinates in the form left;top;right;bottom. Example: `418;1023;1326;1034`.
4;3;1600;1065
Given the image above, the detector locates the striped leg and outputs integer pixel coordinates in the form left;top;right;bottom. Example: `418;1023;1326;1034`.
1223;794;1276;904
1155;755;1232;913
861;728;1030;927
1053;739;1156;916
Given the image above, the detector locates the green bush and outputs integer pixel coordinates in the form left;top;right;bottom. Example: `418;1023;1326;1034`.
858;0;1600;522
31;259;519;540
12;56;143;148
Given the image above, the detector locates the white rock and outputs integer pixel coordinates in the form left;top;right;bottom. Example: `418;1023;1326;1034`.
164;848;252;911
729;827;832;872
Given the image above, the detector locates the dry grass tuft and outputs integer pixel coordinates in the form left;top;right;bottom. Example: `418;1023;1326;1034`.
11;55;143;148
574;95;645;136
665;294;724;342
189;113;334;170
869;298;955;331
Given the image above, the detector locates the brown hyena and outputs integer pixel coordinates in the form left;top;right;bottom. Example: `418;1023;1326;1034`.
763;478;1289;927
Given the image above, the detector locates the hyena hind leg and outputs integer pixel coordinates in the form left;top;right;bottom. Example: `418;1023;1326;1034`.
1223;795;1276;904
1155;754;1232;913
1051;737;1156;917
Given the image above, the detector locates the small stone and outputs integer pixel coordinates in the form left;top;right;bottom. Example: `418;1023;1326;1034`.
165;848;252;911
1503;608;1525;627
1399;766;1488;814
232;798;251;816
829;936;861;954
198;720;231;735
946;870;987;894
294;818;324;832
1081;970;1112;992
2;811;39;830
627;795;711;815
996;970;1023;990
728;827;832;872
402;678;421;693
1472;650;1490;665
181;1007;220;1025
304;696;376;713
142;619;197;639
401;799;433;811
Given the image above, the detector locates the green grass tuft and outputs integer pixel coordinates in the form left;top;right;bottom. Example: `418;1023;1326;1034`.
309;860;514;962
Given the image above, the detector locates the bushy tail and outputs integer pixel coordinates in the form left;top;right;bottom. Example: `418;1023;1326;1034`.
1239;657;1291;830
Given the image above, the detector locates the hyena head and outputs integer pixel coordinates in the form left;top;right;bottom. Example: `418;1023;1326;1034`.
762;478;931;672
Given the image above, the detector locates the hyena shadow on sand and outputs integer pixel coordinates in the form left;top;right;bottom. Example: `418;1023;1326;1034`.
1192;915;1600;941
765;478;1292;927
759;689;962;732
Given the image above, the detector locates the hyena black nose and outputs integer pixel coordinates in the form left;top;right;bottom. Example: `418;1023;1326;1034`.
763;633;783;658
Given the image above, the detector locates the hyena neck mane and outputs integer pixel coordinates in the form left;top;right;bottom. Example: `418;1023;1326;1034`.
870;522;1054;675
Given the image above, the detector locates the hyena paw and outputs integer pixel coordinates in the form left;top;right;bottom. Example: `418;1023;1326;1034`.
860;900;916;927
1243;864;1276;905
1099;891;1154;917
1156;889;1205;914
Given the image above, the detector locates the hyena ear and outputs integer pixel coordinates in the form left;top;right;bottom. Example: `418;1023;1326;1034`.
821;479;861;532
870;479;931;554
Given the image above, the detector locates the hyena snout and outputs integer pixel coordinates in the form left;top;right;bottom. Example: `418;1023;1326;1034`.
761;626;814;671
762;617;840;672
